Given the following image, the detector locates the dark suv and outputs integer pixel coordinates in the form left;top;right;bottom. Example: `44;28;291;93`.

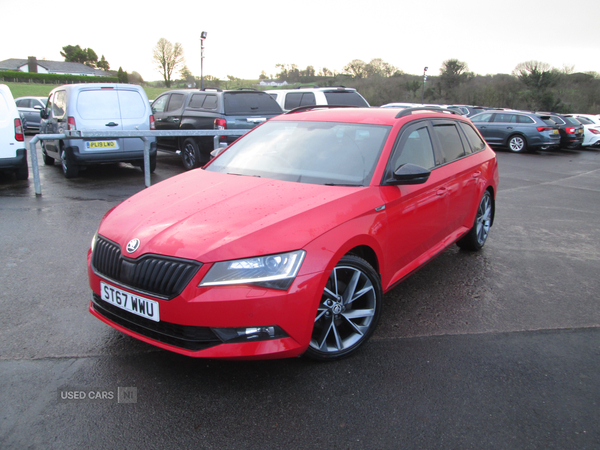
152;89;283;170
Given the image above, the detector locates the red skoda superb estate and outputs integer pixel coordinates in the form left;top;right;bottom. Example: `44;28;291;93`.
88;106;499;360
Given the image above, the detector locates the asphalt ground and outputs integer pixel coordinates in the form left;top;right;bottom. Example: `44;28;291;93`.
1;139;599;449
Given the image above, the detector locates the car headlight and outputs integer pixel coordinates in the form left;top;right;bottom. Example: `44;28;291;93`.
200;250;306;290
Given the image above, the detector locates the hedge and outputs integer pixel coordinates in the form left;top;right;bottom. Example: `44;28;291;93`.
0;70;118;84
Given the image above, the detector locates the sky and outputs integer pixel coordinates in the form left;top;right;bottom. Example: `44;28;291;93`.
1;0;599;82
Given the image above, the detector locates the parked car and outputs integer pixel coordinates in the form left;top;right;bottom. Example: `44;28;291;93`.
381;102;444;110
470;110;560;152
88;106;499;361
540;113;584;149
152;88;283;170
266;86;369;112
0;84;28;180
446;105;491;117
40;83;156;178
15;96;47;132
570;114;600;148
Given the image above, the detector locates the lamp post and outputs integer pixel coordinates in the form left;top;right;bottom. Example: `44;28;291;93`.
200;31;207;90
421;66;428;104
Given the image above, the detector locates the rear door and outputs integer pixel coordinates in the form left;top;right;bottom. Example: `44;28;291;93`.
75;87;125;154
470;112;496;144
115;86;152;152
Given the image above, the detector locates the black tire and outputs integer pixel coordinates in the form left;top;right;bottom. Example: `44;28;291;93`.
15;158;28;181
457;190;493;251
60;148;79;178
304;254;382;361
508;135;527;153
138;154;157;174
42;150;55;166
181;138;200;170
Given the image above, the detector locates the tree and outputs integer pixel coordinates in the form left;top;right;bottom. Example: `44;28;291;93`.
439;59;472;100
117;67;129;83
97;55;110;71
152;38;185;88
512;61;560;110
60;45;99;67
344;59;368;79
179;65;196;86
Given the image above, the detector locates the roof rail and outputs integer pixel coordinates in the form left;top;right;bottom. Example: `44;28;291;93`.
395;106;459;118
294;84;320;89
200;87;223;92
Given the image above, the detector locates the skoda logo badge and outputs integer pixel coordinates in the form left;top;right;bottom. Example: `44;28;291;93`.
126;238;140;254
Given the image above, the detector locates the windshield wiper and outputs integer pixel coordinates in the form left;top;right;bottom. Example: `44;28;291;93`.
227;173;261;177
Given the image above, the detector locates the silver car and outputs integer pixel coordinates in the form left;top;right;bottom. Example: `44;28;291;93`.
15;96;47;132
470;110;561;153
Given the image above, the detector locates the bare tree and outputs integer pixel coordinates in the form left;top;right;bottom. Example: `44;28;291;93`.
153;38;185;88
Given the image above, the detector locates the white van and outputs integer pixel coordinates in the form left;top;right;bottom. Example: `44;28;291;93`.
265;86;369;112
0;84;28;180
40;83;156;178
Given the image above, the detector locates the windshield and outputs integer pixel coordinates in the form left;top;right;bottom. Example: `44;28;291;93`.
206;120;391;186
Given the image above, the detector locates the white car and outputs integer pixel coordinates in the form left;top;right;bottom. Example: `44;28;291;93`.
0;84;28;180
570;114;600;148
265;86;369;112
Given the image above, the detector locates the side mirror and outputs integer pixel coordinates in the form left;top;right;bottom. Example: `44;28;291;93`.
40;109;48;120
388;163;431;185
33;105;43;111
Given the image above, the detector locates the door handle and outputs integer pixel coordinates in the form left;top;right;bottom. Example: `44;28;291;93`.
472;171;481;178
106;122;119;127
436;187;447;196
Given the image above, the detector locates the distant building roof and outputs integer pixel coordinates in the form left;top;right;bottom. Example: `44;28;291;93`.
0;58;111;77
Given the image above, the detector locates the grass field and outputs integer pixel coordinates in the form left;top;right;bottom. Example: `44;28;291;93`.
2;80;266;100
2;82;180;100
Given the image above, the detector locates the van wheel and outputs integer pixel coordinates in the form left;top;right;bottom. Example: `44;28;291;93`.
508;135;527;153
61;149;79;178
181;138;200;170
42;150;55;165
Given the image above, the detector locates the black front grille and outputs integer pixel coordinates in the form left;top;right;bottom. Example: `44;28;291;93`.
92;294;222;351
92;236;202;299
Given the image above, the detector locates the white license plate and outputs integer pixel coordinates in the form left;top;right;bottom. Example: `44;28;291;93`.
86;140;118;149
100;281;160;322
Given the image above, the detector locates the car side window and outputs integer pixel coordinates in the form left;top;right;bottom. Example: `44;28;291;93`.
152;95;168;113
433;123;465;164
284;93;303;110
459;122;486;153
166;94;185;112
550;115;565;125
494;113;513;123
391;126;435;171
52;91;66;118
471;113;493;123
16;99;27;107
45;93;54;117
189;94;206;109
516;114;534;124
203;95;218;110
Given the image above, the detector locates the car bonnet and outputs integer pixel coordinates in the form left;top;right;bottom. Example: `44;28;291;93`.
98;170;377;263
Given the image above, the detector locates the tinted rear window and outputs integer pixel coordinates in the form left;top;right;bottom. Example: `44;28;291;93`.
323;91;369;107
223;93;282;115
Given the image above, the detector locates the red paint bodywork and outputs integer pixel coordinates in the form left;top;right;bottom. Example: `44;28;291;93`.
88;108;499;359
